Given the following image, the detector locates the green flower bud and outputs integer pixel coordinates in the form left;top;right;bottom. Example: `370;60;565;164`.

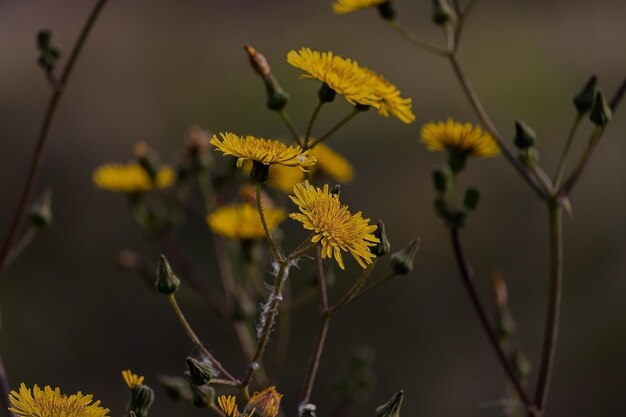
244;45;290;111
377;1;396;21
30;189;53;228
155;255;180;295
128;384;154;417
390;239;419;275
589;91;611;127
447;150;467;173
432;168;447;194
371;219;391;257
432;0;454;26
158;375;193;401
250;160;270;183
375;390;404;417
318;83;337;103
573;75;597;114
190;383;215;408
36;30;61;71
186;357;214;386
463;187;480;211
513;120;536;150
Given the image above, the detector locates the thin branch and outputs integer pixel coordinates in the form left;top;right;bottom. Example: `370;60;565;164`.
308;108;359;149
278;109;302;146
0;0;109;275
315;247;329;311
255;182;282;262
387;20;450;57
330;262;376;315
298;313;331;406
304;102;325;149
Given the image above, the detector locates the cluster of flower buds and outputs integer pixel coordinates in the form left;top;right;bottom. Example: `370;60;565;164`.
431;167;481;228
36;30;61;73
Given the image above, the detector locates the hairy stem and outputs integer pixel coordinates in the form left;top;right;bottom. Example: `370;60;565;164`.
0;0;109;275
255;182;282;262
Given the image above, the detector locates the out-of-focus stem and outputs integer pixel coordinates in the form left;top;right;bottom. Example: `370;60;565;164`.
387;20;450;57
255;182;282;261
278;109;302;146
308;108;359;148
304;102;325;149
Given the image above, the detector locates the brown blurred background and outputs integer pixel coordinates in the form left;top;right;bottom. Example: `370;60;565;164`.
0;1;625;416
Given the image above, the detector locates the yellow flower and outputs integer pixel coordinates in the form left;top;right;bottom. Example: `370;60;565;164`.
289;181;379;269
310;143;355;183
333;0;388;15
8;383;110;417
217;395;239;417
93;163;174;193
287;48;378;107
267;164;306;193
362;68;415;124
122;370;145;389
207;203;286;240
420;119;500;157
210;132;316;169
244;387;282;417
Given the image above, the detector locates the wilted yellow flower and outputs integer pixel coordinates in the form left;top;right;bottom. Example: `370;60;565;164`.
421;119;500;157
244;386;282;417
122;369;145;389
93;163;174;193
210;132;316;169
207;203;286;240
310;143;355;183
363;68;415;124
287;48;378;107
9;383;110;417
290;181;379;269
333;0;388;15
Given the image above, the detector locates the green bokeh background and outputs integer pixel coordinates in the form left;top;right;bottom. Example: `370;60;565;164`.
0;1;624;416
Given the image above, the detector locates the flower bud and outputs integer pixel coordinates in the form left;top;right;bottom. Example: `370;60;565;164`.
375;390;404;417
390;239;419;275
155;255;180;295
128;384;154;417
244;45;290;111
30;189;53;228
432;0;454;25
318;83;337;103
371;219;391;256
190;383;215;408
186;357;214;386
431;168;447;194
244;386;283;417
447;150;467;173
250;160;270;183
589;91;611;127
513;120;536;150
36;30;61;71
135;141;159;180
573;75;597;114
463;187;480;211
376;1;396;21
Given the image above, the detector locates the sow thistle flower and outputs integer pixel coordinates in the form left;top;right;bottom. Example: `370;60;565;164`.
217;386;282;417
122;369;144;389
332;0;389;14
363;68;415;124
93;163;174;193
289;181;378;269
207;203;287;240
8;383;110;417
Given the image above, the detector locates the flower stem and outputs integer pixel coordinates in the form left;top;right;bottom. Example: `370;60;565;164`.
168;294;237;382
255;182;282;262
533;201;563;414
449;228;536;413
553;114;583;189
559;126;602;197
330;262;377;314
0;0;109;276
299;312;331;406
304;102;325;149
348;271;397;304
386;20;450;57
308;108;360;148
278;109;303;146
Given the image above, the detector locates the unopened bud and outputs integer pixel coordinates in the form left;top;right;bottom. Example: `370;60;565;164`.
463;187;480;211
250;160;270;183
244;386;283;417
589;91;611;127
376;1;396;21
158;375;192;401
186;357;214;386
135;141;158;180
299;403;317;417
156;255;180;294
30;189;53;228
190;383;215;408
36;30;61;71
375;390;404;417
573;75;597;114
513;120;536;150
390;239;419;275
318;83;337;103
432;168;447;194
447;150;467;173
432;0;454;25
244;45;289;111
371;220;391;257
128;384;154;417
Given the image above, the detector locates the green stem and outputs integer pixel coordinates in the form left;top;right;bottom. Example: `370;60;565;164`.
554;114;583;189
387;20;450;57
533;202;563;414
168;294;237;382
348;272;397;304
255;182;282;262
308;108;360;149
304;102;325;149
0;0;109;275
278;109;302;146
559;126;602;197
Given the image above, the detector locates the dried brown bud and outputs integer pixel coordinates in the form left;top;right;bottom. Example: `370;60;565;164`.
244;45;272;78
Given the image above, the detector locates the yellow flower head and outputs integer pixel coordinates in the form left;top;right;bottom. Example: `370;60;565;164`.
244;386;283;417
122;370;145;389
217;395;239;417
333;0;388;15
420;119;500;157
9;383;110;417
289;181;379;269
207;203;286;240
362;68;415;124
210;132;316;169
287;48;378;107
267;164;306;194
93;163;174;193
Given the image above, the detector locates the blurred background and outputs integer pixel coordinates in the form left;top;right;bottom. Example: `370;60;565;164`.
0;0;624;416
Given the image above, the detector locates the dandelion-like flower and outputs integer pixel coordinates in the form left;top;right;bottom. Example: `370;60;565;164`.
122;370;145;389
332;0;388;14
290;181;379;269
93;163;174;193
210;132;316;169
420;119;500;157
363;68;415;124
244;387;283;417
287;48;378;107
207;203;286;240
8;383;110;417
